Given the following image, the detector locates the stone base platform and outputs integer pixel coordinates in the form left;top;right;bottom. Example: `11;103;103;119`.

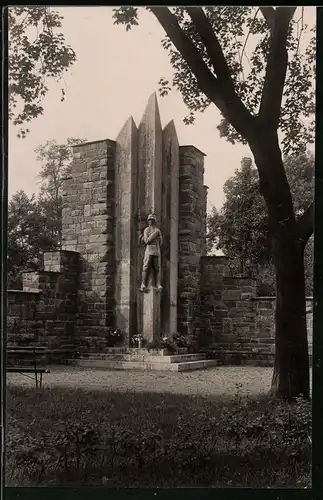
67;348;218;372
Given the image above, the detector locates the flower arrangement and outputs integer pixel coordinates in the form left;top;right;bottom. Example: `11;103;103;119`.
160;333;192;353
131;334;145;348
106;328;123;347
173;333;190;348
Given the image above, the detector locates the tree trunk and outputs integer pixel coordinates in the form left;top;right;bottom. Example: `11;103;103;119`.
250;132;310;399
271;235;309;399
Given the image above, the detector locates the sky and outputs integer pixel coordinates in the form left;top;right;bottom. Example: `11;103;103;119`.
8;6;316;211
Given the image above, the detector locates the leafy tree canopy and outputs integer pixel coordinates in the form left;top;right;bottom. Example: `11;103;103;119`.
8;138;86;286
36;137;87;248
207;152;314;291
113;7;315;155
36;137;87;201
8;190;57;287
9;6;76;137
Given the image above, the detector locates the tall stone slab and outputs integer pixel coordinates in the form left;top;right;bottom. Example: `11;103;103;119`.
137;93;163;342
137;92;163;219
114;117;138;344
62;139;116;348
161;121;179;336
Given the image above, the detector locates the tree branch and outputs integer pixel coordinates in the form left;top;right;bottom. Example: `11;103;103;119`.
186;7;233;85
259;7;275;30
150;7;256;137
186;7;255;132
296;202;314;244
240;8;260;73
258;7;297;129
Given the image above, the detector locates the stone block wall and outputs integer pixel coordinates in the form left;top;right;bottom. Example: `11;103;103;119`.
252;297;313;347
178;145;206;342
7;250;80;353
200;255;313;350
40;251;80;348
7;291;41;345
200;256;230;346
62;140;116;347
221;277;257;344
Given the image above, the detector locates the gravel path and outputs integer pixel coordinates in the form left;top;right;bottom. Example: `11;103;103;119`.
7;366;273;397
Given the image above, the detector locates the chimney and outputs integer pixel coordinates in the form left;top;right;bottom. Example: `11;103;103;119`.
241;156;252;184
241;157;252;169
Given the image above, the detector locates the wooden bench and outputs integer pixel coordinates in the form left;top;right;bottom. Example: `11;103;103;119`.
7;345;51;388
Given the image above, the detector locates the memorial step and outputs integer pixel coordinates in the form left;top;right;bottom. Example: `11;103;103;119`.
78;347;189;356
77;353;205;363
67;357;218;372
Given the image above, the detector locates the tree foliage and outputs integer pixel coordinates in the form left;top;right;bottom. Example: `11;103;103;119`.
207;153;314;292
35;137;87;247
113;7;315;156
8;138;86;287
7;191;57;287
8;6;76;137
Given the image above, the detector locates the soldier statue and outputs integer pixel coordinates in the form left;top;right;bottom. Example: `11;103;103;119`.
140;214;163;292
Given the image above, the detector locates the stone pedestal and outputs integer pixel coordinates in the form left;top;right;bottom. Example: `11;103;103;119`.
141;288;161;344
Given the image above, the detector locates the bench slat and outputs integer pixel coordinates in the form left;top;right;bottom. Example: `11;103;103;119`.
7;351;48;355
7;347;48;351
7;368;50;374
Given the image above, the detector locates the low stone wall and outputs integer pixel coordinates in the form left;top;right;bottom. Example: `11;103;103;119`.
199;255;230;346
200;256;258;345
200;255;313;349
8;251;313;360
7;290;41;345
7;250;80;358
253;296;313;346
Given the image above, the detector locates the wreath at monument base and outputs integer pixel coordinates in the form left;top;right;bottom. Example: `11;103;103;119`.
160;334;193;354
106;328;124;347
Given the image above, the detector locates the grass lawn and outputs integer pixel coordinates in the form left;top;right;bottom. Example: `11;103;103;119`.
6;380;311;488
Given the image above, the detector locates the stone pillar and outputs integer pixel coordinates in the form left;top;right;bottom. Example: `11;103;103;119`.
161;120;179;336
61;140;116;347
137;93;163;342
141;288;161;344
178;145;206;344
114;117;138;344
